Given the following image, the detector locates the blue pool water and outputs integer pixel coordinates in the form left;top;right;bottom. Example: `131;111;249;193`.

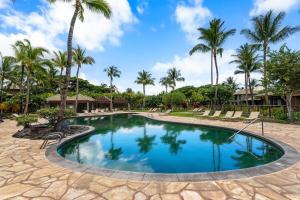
57;114;283;173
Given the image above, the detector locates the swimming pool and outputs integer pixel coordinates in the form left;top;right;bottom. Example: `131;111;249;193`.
57;114;283;174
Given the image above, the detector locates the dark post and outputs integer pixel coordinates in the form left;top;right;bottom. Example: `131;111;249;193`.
261;117;264;136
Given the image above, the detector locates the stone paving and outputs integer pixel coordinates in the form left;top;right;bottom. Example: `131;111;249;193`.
1;114;300;199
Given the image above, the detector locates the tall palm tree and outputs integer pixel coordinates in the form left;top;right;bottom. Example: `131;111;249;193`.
231;44;260;106
249;78;260;105
0;55;16;103
104;66;121;111
48;0;111;131
190;18;236;102
73;45;95;112
159;76;172;93
52;51;67;77
13;39;48;114
167;68;185;90
223;76;239;92
241;10;300;104
135;70;155;109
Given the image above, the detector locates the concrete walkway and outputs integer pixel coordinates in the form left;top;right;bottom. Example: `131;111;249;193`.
0;114;300;200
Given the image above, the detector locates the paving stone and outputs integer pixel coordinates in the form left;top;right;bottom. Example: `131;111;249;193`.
102;186;135;200
180;190;203;200
150;194;162;200
161;194;181;200
42;180;68;199
164;182;187;193
256;188;290;200
200;190;227;200
134;192;147;200
0;183;34;199
23;187;45;197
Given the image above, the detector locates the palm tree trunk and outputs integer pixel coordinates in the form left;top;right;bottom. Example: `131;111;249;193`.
213;52;219;106
143;84;146;110
165;85;168;93
245;73;249;107
248;75;254;105
19;64;25;113
263;42;269;105
56;1;79;131
110;78;113;111
24;70;30;114
211;49;214;85
75;64;80;113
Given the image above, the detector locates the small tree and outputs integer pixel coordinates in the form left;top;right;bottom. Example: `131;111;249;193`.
268;46;300;121
162;92;186;109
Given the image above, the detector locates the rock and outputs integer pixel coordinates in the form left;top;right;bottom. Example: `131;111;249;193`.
181;190;203;200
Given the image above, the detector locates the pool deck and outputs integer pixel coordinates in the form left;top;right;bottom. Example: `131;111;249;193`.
1;113;300;199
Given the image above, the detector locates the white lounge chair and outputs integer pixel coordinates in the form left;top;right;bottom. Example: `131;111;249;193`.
199;110;210;117
222;111;234;119
232;111;243;119
159;109;172;116
245;112;260;120
209;111;222;118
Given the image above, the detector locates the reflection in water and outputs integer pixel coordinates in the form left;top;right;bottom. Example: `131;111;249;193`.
58;114;283;173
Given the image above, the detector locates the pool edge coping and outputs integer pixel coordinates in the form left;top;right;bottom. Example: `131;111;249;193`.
45;112;300;182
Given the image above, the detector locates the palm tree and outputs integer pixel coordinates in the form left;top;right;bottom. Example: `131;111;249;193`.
167;68;185;90
13;39;48;114
104;66;121;111
249;78;260;105
241;10;300;104
231;44;260;107
159;76;172;93
190;18;236;102
52;51;67;77
73;45;95;112
48;0;112;131
136;125;156;153
0;55;16;103
223;76;239;91
135;70;155;109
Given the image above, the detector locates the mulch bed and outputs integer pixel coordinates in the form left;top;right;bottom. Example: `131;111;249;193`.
13;124;89;140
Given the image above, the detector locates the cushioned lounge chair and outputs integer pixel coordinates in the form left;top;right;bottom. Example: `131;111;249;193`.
209;111;222;118
222;111;234;119
199;110;210;117
232;111;243;119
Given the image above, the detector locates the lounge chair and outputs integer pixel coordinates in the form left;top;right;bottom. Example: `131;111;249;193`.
199;110;210;117
209;111;222;118
192;108;199;112
151;108;158;112
159;109;172;116
232;111;243;119
148;108;153;112
84;110;89;114
222;111;234;119
245;112;260;120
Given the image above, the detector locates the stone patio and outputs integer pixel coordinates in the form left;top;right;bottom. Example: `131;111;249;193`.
1;114;300;199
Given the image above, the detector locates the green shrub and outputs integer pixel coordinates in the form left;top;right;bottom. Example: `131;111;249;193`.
294;112;300;121
15;114;38;128
37;108;77;126
162;92;186;108
271;107;288;121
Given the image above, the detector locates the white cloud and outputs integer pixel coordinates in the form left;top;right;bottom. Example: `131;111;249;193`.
250;0;300;16
175;0;211;41
0;0;10;9
0;0;137;56
137;6;144;14
136;0;148;15
150;49;261;94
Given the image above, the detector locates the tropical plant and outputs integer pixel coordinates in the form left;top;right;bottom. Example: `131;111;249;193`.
0;55;16;103
47;0;112;131
135;70;155;109
167;68;185;90
52;50;67;77
73;45;95;112
231;43;260;106
162;91;186;108
15;114;38;128
159;76;172;93
104;66;121;111
37;107;76;126
223;76;239;91
241;10;300;104
13;39;49;114
268;45;300;121
190;18;236;103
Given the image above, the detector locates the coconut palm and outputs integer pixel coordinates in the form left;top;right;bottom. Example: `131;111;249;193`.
52;51;67;77
167;68;185;90
159;76;172;93
249;78;260;105
0;55;16;103
223;76;239;92
104;66;121;111
190;18;236;102
13;39;48;114
47;0;111;130
241;10;300;104
231;44;260;106
135;70;155;109
73;46;95;112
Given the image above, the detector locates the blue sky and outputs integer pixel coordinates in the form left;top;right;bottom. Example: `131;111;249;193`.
0;0;300;94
